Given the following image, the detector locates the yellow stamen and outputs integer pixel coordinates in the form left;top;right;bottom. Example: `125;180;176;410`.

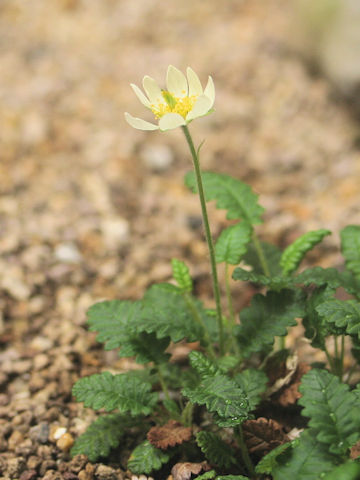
150;91;198;120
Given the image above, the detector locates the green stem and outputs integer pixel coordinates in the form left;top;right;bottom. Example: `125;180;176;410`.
157;366;170;403
252;231;270;277
324;344;335;374
182;125;224;355
225;263;235;326
181;401;194;427
234;425;257;479
339;335;345;381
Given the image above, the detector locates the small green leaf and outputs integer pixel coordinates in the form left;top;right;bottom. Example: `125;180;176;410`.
295;267;357;294
196;470;216;480
232;267;290;291
182;374;249;422
272;430;336;480
127;440;170;474
70;414;137;462
236;290;305;357
118;332;170;364
280;229;331;276
196;431;237;468
189;351;220;378
341;225;360;281
233;369;268;411
255;442;292;474
323;461;360;480
185;171;264;224
215;222;252;265
72;371;158;415
299;369;360;455
172;258;193;293
316;299;360;338
216;476;249;480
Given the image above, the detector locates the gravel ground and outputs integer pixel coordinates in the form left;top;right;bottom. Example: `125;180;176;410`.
1;0;360;479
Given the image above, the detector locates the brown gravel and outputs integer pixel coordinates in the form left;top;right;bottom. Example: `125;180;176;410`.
1;0;360;479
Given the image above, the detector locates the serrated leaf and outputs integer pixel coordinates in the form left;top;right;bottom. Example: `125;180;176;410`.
232;267;290;291
272;430;336;480
323;461;360;480
72;371;158;415
280;229;331;276
295;267;351;291
235;290;306;358
233;369;268;410
189;351;220;378
195;470;216;480
172;258;193;293
316;299;360;338
216;476;249;480
118;332;170;364
299;369;360;454
196;431;237;468
341;225;360;281
138;283;204;343
182;374;249;422
243;241;282;276
127;440;170;474
302;286;337;349
185;171;264;224
215;222;252;265
87;299;141;350
70;414;136;462
255;442;292;474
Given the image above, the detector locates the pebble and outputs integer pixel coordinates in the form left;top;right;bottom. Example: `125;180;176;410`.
20;470;38;480
95;465;119;480
7;457;26;477
8;431;24;450
101;216;130;250
29;423;49;444
54;242;82;264
69;455;88;473
140;144;174;172
29;336;54;352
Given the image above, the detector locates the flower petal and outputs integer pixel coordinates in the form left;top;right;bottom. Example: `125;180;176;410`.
204;76;215;108
130;83;151;108
187;67;203;97
142;76;163;105
166;65;188;97
186;95;212;122
159;113;186;131
124;112;159;131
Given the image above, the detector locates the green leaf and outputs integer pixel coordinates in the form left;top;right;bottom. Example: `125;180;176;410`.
232;267;291;291
127;440;170;475
233;369;268;411
87;299;141;351
195;471;216;480
272;430;336;480
299;368;360;455
70;414;136;462
316;299;360;338
235;290;305;357
138;283;204;343
72;371;158;415
302;286;336;349
185;171;264;224
189;351;220;378
323;461;360;480
280;229;331;275
216;476;249;480
118;332;170;364
243;241;282;276
196;431;237;468
295;267;357;293
215;222;252;265
341;225;360;281
172;258;193;293
255;442;292;474
182;374;249;422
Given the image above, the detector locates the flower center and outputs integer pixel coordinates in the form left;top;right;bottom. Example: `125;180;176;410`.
150;90;198;119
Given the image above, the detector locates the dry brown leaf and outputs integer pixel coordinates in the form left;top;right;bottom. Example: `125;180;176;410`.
243;417;289;457
171;462;210;480
265;351;298;396
275;362;311;406
147;420;192;450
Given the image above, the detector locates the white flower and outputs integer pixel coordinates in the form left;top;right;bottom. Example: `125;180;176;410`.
125;65;215;131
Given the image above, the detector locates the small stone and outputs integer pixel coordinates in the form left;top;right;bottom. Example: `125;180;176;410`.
20;470;38;480
56;432;74;452
63;473;79;480
29;422;49;443
95;465;118;480
39;460;57;476
140;144;174;172
101;216;129;250
27;455;42;470
8;430;24;450
29;336;54;352
0;434;7;452
42;470;63;480
7;457;26;477
33;353;49;370
69;454;87;473
78;463;95;480
54;242;82;263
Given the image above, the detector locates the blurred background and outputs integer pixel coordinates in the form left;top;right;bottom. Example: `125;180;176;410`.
1;0;360;325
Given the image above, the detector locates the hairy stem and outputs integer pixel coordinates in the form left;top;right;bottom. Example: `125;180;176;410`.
252;231;270;277
225;262;235;326
234;424;257;479
182;125;224;355
157;366;170;403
